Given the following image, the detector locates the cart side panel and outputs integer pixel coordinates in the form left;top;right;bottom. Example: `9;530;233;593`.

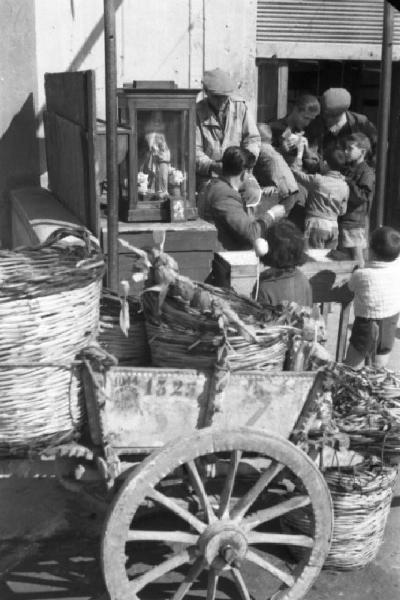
98;368;211;450
210;372;316;438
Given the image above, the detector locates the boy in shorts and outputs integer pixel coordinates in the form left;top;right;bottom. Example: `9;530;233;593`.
339;132;375;265
345;226;400;369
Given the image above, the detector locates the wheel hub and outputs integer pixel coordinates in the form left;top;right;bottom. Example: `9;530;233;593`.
198;521;248;569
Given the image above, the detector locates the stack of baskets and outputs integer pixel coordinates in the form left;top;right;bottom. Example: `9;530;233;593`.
282;461;397;570
0;227;105;456
143;283;290;372
98;290;150;366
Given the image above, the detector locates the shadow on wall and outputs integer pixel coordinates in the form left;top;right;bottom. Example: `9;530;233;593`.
0;93;40;248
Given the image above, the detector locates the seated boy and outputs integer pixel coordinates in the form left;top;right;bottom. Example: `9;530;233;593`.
202;146;291;251
345;226;400;369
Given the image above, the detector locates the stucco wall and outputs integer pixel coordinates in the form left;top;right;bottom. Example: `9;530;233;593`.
33;0;257;134
0;0;40;247
33;0;257;118
118;0;257;113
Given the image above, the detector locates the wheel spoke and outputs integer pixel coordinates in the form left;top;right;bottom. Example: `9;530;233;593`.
231;460;284;521
127;530;198;545
231;567;252;600
131;548;194;592
246;549;295;587
170;556;206;600
206;568;219;600
247;531;314;548
242;495;311;531
218;450;242;518
186;460;217;523
146;486;206;533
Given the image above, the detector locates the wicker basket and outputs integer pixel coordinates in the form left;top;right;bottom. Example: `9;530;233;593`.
0;227;105;455
143;288;290;372
98;290;150;366
282;462;397;570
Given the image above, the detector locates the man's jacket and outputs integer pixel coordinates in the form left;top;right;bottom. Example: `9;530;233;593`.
305;111;377;163
196;97;260;179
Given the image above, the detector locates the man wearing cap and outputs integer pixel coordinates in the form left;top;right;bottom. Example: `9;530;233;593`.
195;68;261;190
305;87;377;166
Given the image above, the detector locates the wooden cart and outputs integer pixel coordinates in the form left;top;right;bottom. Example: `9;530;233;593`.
82;364;333;600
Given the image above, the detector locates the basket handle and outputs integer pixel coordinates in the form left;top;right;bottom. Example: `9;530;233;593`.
39;226;100;257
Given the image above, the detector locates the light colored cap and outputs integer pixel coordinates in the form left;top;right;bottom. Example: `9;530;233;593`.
202;68;236;95
321;88;351;115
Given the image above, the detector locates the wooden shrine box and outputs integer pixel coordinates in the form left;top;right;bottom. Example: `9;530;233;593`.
117;84;200;222
213;251;259;296
213;250;356;361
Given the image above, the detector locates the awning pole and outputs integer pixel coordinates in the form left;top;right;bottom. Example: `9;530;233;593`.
375;0;394;227
104;0;119;290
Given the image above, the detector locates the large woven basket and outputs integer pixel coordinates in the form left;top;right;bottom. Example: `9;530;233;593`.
143;285;290;372
98;290;150;366
282;462;397;570
0;227;105;455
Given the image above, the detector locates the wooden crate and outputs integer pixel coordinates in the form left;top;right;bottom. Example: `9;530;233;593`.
101;218;219;286
212;251;258;296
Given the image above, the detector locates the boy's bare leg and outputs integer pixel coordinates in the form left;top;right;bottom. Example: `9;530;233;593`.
344;343;365;370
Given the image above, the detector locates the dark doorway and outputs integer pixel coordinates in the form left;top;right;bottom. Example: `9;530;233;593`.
257;59;380;126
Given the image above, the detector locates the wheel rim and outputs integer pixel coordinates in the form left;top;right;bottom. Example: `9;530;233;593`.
101;427;333;600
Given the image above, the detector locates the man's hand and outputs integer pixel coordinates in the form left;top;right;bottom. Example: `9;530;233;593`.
267;204;285;221
280;138;294;153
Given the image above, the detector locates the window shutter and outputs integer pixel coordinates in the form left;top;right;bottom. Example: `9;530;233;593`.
257;0;400;59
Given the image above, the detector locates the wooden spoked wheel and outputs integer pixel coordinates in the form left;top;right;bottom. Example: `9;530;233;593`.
101;427;333;600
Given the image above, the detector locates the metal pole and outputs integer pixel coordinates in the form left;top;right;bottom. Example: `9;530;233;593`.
104;0;119;290
375;0;394;227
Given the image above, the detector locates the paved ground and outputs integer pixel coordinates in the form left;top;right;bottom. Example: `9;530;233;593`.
0;482;400;600
0;476;399;600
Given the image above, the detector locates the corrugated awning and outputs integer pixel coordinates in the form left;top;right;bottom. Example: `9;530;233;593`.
257;0;400;60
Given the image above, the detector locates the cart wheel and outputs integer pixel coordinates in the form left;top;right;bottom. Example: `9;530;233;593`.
102;427;332;600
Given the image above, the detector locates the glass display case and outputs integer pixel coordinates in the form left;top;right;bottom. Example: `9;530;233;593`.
117;85;200;222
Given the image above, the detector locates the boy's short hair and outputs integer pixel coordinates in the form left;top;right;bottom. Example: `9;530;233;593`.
370;226;400;262
345;132;371;155
222;146;247;176
324;145;346;171
294;94;321;117
261;219;307;268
